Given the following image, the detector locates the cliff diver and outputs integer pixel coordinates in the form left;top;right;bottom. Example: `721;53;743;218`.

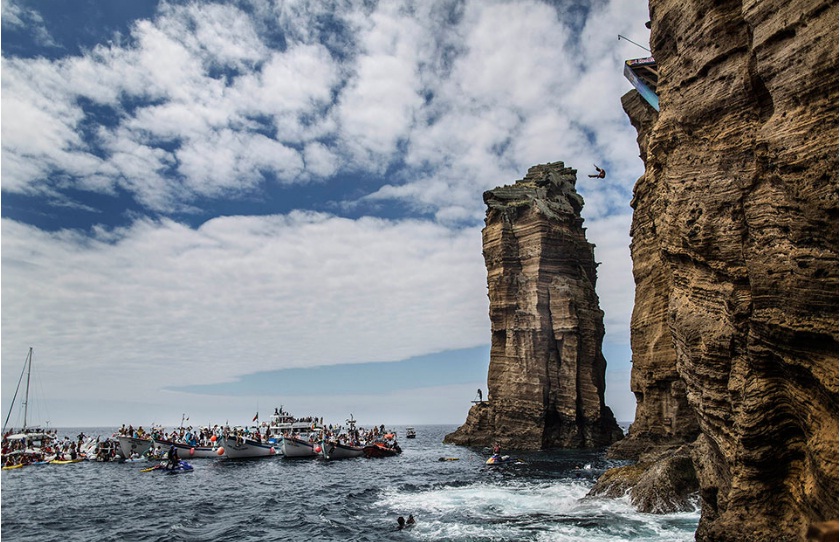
588;164;606;178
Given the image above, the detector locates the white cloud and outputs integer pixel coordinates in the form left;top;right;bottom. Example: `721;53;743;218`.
1;0;653;425
1;214;490;423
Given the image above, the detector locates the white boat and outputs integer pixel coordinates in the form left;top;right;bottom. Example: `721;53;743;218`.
267;407;322;436
405;427;416;439
281;435;319;458
221;435;279;459
321;415;365;460
152;438;221;459
117;435;152;458
321;439;364;460
2;348;57;467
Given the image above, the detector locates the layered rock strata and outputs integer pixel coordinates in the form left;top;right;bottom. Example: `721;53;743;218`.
596;0;838;540
444;162;623;450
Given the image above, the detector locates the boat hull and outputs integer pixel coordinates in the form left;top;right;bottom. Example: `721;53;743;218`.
221;436;278;459
281;436;317;458
321;440;364;460
363;443;401;458
152;439;220;459
118;436;152;458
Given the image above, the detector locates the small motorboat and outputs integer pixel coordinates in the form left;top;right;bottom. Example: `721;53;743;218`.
363;441;402;458
405;427;416;439
485;454;523;465
142;460;194;474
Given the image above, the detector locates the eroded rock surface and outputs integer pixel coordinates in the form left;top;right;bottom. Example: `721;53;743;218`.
444;162;623;450
606;0;838;539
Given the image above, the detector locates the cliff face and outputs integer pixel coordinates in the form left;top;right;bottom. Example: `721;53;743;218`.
607;91;702;462
610;0;838;539
444;162;623;450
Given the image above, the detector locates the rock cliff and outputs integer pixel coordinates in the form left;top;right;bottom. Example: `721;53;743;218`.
444;162;623;450
595;0;838;540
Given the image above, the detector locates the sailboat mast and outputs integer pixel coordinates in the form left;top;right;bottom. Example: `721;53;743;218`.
2;347;33;434
23;347;33;430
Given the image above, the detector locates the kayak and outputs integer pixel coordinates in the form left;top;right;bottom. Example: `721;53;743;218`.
50;458;85;465
2;464;24;470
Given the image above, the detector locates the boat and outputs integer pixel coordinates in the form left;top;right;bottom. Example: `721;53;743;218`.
267;407;323;437
321;415;364;460
163;460;193;474
117;435;152;458
1;348;57;468
142;460;194;474
405;427;416;439
221;434;279;459
151;438;221;459
485;454;523;465
321;439;365;460
363;441;402;458
281;435;319;458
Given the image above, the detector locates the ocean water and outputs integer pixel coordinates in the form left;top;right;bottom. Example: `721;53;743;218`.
1;425;698;541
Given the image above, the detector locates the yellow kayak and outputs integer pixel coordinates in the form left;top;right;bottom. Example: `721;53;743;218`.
2;464;24;470
50;458;84;465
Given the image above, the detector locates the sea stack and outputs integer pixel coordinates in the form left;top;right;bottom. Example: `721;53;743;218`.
444;161;623;450
591;0;838;539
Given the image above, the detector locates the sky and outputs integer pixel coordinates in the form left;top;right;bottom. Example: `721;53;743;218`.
1;0;652;429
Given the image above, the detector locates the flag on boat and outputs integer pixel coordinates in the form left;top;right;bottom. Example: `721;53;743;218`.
252;412;259;422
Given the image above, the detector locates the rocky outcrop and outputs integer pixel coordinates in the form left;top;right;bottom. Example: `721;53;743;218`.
590;444;698;513
605;0;838;540
444;162;623;450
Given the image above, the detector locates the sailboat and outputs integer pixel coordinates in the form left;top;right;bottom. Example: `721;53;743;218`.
2;348;56;468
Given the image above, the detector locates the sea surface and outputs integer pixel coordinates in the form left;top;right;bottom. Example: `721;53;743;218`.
1;425;699;541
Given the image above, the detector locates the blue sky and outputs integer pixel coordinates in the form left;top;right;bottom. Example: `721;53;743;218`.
2;0;650;428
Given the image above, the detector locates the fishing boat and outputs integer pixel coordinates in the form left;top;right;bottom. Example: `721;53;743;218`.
2;348;57;468
152;438;220;459
321;439;365;460
220;434;279;459
117;435;152;458
321;415;364;460
281;434;319;458
405;427;416;439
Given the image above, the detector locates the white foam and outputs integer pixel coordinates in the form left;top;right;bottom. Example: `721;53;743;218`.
376;480;699;541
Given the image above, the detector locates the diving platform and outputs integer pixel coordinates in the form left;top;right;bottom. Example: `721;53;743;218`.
624;57;660;111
